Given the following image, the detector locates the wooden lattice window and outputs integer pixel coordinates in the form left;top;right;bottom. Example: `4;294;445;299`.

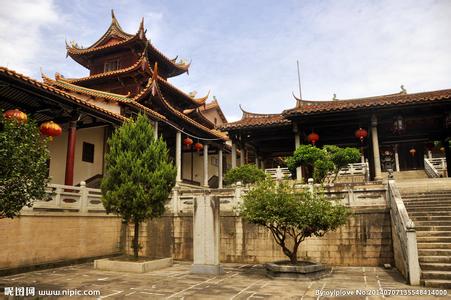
104;59;120;72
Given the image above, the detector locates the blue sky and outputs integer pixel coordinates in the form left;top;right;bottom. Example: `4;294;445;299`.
1;0;450;121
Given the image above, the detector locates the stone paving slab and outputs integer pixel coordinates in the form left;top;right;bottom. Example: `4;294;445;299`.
0;262;450;299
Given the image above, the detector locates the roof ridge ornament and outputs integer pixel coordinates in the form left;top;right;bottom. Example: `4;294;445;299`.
333;93;338;101
400;85;407;94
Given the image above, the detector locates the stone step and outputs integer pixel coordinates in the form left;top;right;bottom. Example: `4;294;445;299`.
414;221;451;226
420;263;451;271
404;200;451;206
403;198;451;203
416;226;451;231
416;231;451;237
409;211;451;217
407;207;451;213
417;236;451;243
417;242;451;249
413;216;451;221
422;279;451;289
422;271;451;281
402;191;451;196
419;249;451;256
419;256;451;263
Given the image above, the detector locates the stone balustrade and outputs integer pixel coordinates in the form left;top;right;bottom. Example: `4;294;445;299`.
387;180;420;285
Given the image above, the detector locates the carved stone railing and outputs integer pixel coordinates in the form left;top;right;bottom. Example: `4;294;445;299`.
23;182;106;214
387;180;420;285
424;157;447;178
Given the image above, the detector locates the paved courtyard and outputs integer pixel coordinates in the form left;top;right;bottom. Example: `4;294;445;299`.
0;262;450;299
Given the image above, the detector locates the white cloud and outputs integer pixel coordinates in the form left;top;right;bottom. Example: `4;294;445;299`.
0;0;60;76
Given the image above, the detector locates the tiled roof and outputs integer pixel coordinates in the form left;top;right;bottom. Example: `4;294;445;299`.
0;67;127;123
43;74;167;122
220;106;290;130
284;89;451;116
200;98;228;124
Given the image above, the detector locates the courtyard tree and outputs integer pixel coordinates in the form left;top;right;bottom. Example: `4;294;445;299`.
286;144;360;183
224;164;267;186
0;110;50;218
241;179;350;264
101;114;176;259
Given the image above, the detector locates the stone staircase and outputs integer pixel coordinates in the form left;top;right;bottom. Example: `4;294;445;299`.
401;189;451;288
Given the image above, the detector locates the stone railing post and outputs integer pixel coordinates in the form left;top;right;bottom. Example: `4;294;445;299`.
308;178;314;194
80;181;88;213
171;187;180;215
406;222;421;285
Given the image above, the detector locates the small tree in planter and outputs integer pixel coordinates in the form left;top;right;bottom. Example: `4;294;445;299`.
240;179;350;265
0;110;50;218
224;164;266;186
101;114;176;259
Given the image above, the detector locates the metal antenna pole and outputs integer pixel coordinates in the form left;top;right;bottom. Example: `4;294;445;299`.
296;60;302;100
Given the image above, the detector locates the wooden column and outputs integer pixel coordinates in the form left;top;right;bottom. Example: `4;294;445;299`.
218;148;223;189
203;144;209;187
176;131;182;183
64;120;77;186
371;115;382;180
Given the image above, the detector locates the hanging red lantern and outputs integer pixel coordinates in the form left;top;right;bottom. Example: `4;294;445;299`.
39;121;62;141
183;137;193;149
307;131;319;145
3;109;27;123
194;142;203;152
355;128;368;142
409;148;416;157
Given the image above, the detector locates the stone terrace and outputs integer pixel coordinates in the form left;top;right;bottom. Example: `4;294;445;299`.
1;262;450;299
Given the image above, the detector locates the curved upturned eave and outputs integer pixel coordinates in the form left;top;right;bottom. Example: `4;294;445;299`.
62;54;151;86
134;77;227;140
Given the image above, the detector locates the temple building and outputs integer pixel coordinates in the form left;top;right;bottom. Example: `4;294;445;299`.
221;88;451;181
0;11;237;189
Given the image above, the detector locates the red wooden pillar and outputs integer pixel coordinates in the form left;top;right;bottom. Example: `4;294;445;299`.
64;121;77;186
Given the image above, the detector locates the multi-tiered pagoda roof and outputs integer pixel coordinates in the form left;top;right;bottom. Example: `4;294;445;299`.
46;10;226;141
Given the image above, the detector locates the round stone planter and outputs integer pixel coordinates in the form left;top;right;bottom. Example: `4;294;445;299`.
265;260;331;280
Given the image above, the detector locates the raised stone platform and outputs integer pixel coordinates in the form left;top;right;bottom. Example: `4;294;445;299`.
265;261;331;280
94;257;172;273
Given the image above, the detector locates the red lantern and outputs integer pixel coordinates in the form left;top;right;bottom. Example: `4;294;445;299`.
183;137;193;149
194;142;203;152
3;109;27;123
409;148;416;157
355;128;368;142
40;121;62;141
307;131;319;145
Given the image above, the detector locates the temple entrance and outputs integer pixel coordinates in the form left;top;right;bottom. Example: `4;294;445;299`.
398;143;424;171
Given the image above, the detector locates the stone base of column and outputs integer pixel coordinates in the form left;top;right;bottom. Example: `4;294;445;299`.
191;264;224;275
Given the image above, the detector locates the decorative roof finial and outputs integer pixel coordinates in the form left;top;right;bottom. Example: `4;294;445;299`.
111;9;116;20
400;85;407;94
333;93;338;101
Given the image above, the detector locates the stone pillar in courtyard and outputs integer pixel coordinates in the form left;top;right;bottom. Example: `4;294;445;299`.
371;115;382;180
293;123;303;182
203;144;209;187
191;194;223;275
231;143;237;168
218;148;223;189
176;131;182;182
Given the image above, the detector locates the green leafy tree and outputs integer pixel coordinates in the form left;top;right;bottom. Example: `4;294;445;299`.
286;144;360;183
224;164;267;186
101;114;176;258
241;179;351;264
0;111;50;218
